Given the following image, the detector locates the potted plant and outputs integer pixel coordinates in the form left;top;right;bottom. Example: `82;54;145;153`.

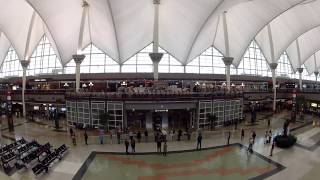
207;113;217;131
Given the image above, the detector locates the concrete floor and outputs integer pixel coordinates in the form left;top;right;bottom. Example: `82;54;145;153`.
0;110;319;180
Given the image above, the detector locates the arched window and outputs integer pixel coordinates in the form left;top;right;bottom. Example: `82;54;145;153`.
186;46;236;75
28;36;62;76
64;44;120;74
237;41;271;77
0;47;22;78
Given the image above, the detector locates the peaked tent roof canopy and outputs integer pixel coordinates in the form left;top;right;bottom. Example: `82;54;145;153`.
1;0;320;74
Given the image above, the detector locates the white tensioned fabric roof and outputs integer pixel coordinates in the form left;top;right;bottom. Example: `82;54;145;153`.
286;27;320;74
2;0;320;73
255;0;320;72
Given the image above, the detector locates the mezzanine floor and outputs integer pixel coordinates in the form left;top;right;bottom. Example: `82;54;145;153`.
0;111;320;180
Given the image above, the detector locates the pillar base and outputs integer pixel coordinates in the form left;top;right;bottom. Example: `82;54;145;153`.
20;60;30;69
297;68;303;74
222;57;234;66
149;53;163;64
269;63;278;70
73;54;86;64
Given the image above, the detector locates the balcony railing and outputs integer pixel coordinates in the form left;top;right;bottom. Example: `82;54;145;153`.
65;91;243;101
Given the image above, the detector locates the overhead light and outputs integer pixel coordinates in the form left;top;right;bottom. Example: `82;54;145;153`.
63;83;69;87
88;82;94;87
121;81;127;86
231;83;235;87
82;83;87;88
241;82;245;87
222;82;226;86
195;81;200;86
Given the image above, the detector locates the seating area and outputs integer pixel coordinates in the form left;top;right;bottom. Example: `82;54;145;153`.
0;138;68;176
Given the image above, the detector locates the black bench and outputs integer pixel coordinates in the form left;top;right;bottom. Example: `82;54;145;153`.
55;144;68;157
32;163;48;175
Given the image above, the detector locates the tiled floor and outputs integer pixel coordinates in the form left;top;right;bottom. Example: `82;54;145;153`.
0;111;319;180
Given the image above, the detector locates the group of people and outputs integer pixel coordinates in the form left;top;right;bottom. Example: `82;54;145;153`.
69;125;277;157
124;137;136;154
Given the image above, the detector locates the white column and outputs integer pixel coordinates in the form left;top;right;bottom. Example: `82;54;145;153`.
297;68;303;91
269;63;278;112
20;60;30;117
222;57;234;91
150;53;163;81
73;54;85;92
161;111;168;129
149;0;163;81
315;71;319;87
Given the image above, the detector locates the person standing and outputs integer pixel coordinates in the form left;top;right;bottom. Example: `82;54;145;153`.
69;127;74;137
129;130;133;141
157;135;162;153
137;131;142;143
270;140;275;156
84;130;88;145
99;129;104;144
227;131;231;145
178;129;182;141
72;132;77;146
186;128;191;141
268;130;272;144
241;128;245;141
169;130;174;141
267;119;271;127
131;138;136;153
144;130;148;142
125;139;129;154
117;129;121;144
196;133;202;150
264;131;268;144
163;141;167;156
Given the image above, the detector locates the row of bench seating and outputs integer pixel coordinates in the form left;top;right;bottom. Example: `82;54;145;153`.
0;138;27;156
32;144;68;176
16;142;51;169
17;141;40;155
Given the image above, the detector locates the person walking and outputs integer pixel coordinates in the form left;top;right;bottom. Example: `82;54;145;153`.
131;138;136;153
137;131;142;143
84;130;88;145
252;131;256;144
144;130;148;142
125;139;129;154
241;128;245;141
163;141;167;156
268;130;272;144
270;140;275;156
227;131;231;145
196;133;202;150
117;129;121;144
